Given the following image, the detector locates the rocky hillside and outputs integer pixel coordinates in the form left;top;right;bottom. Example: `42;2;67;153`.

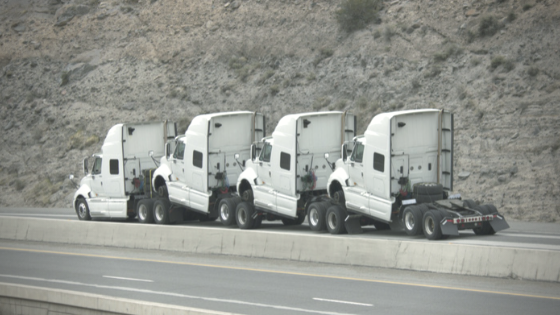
0;0;559;222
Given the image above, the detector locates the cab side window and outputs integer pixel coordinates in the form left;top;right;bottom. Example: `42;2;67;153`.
173;141;185;160
350;143;364;163
92;157;102;175
259;142;272;162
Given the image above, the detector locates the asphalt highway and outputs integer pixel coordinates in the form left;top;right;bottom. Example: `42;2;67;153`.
1;240;559;315
1;207;559;251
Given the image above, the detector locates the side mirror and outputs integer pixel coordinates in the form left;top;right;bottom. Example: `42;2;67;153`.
68;174;79;189
324;153;334;171
233;153;244;172
149;150;154;157
341;143;348;161
83;158;89;175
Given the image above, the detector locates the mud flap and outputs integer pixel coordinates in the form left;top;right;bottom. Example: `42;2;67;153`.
344;215;363;234
489;215;510;232
441;220;459;236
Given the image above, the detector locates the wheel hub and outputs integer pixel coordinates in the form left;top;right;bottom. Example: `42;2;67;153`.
309;209;319;226
327;212;337;230
155;205;164;221
404;211;415;230
220;204;229;219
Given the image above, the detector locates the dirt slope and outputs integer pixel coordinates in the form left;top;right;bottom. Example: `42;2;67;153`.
0;0;559;222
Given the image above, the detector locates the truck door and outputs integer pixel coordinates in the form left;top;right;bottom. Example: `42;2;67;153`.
253;141;276;212
87;156;108;215
168;140;189;207
188;144;209;212
344;141;369;214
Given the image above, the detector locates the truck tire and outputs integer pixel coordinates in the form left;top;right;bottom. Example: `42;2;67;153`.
308;202;329;231
403;206;423;236
137;199;155;224
422;210;445;240
332;190;346;207
473;205;496;235
157;185;168;198
281;211;306;226
153;199;171;225
236;201;256;229
326;205;347;235
241;189;254;202
76;199;91;221
219;198;238;226
413;183;443;196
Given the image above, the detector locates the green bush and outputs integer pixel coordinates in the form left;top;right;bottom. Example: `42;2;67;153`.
335;0;383;33
270;85;280;96
478;15;500;37
507;11;516;22
491;56;515;72
434;45;459;62
356;96;369;109
527;67;539;77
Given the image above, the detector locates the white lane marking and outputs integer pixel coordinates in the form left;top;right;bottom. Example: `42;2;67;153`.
498;233;560;240
313;298;373;307
0;274;357;315
0;213;75;218
103;276;153;282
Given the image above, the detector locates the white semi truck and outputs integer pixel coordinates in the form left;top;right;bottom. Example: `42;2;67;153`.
308;109;509;240
71;121;178;220
229;111;356;229
146;111;265;224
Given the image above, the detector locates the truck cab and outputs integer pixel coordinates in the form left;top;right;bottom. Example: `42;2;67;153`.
322;109;508;239
151;111;265;221
72;121;177;220
327;109;453;223
234;111;356;228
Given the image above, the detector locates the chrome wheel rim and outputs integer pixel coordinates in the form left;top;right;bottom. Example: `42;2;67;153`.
327;211;337;230
309;208;319;226
220;203;229;220
238;208;247;225
424;216;435;235
155;204;164;222
78;203;87;218
138;204;147;221
404;211;415;231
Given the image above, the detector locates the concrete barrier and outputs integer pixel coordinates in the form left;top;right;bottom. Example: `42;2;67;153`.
0;282;239;315
0;217;559;282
